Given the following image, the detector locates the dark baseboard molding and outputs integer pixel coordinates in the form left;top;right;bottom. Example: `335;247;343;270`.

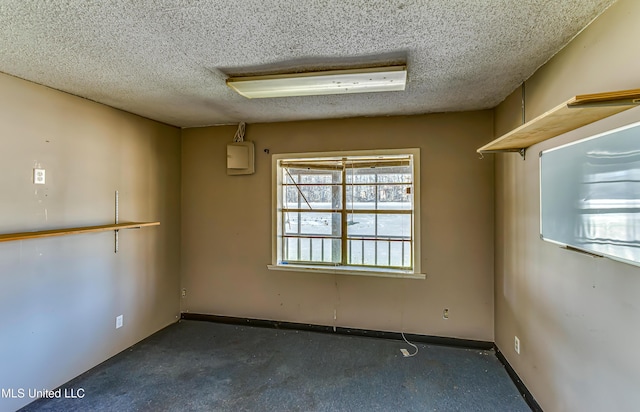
494;347;543;412
182;313;541;410
181;312;493;350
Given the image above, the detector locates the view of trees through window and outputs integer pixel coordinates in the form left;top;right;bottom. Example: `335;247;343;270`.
279;158;414;269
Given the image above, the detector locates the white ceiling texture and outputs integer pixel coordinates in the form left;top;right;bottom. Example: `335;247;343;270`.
0;0;617;127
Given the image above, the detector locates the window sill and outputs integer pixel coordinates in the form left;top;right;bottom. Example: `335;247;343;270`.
266;264;426;280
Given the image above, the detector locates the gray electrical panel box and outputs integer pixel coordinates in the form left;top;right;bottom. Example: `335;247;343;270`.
227;141;255;175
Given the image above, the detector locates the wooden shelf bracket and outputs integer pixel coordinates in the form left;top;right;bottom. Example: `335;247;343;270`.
115;190;119;253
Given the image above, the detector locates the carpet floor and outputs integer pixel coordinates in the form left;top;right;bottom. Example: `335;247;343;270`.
20;320;530;411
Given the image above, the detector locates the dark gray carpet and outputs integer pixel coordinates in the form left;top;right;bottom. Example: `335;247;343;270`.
20;320;530;411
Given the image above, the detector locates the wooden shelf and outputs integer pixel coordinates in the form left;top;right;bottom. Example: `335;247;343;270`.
478;88;640;154
0;222;160;243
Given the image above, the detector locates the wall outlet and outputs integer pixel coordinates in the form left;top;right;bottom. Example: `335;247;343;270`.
33;168;45;184
442;308;449;319
514;336;520;354
116;315;123;329
181;289;186;298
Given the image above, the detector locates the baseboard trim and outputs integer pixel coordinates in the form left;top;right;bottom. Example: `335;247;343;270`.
494;346;543;412
180;312;493;350
182;313;541;409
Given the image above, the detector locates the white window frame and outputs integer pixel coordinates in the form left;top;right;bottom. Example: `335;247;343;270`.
267;148;424;279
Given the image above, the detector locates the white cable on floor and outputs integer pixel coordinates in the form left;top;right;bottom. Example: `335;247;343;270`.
401;332;419;357
399;272;418;357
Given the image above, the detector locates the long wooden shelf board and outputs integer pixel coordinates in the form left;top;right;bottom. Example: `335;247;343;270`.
0;221;160;243
568;89;640;107
478;88;640;153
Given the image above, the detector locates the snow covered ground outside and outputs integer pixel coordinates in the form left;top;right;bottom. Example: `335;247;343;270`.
282;202;412;267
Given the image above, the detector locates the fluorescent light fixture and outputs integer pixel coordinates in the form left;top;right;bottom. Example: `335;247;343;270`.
226;65;407;98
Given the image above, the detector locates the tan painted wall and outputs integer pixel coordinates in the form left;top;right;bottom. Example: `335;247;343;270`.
182;112;495;341
0;73;181;411
494;0;640;410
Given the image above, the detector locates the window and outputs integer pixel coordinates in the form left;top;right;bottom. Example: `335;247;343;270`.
269;149;423;278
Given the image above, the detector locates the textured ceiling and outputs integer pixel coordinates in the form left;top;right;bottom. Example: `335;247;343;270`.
0;0;616;127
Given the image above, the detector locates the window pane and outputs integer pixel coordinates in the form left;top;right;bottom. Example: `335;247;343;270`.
346;185;376;210
389;241;409;267
378;185;412;210
283;168;342;210
345;182;412;212
322;238;341;263
348;239;364;265
285;168;342;183
283;185;341;209
284;237;340;263
389;241;402;266
284;212;341;236
346;213;411;238
300;238;311;261
346;165;412;183
375;166;412;182
346;213;376;237
377;239;390;266
347;239;411;268
284;236;298;262
403;240;411;267
362;240;376;265
377;214;411;237
299;173;333;184
346;170;377;184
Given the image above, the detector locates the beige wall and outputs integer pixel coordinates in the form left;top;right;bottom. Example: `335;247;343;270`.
13;2;639;408
182;112;495;341
0;73;181;411
494;0;640;410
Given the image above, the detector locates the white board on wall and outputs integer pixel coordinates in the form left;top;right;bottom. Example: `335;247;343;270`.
540;121;640;267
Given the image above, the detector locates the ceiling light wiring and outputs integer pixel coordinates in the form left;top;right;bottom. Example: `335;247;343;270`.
233;121;246;142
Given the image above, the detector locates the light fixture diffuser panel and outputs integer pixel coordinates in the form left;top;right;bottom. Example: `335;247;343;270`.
227;66;407;98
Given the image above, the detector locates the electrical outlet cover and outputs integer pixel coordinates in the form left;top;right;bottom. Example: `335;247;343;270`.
33;168;45;184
